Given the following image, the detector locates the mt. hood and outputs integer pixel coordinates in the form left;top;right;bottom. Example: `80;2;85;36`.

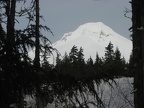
52;22;132;62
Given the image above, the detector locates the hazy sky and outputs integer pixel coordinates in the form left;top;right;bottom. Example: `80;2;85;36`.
17;0;132;43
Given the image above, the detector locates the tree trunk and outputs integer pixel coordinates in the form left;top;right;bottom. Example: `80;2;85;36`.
34;0;41;108
141;0;144;107
35;0;40;67
4;0;16;107
132;0;144;108
6;0;16;57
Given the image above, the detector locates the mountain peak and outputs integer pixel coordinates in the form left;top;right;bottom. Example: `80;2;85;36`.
77;22;107;30
53;22;132;63
74;22;114;35
56;22;117;45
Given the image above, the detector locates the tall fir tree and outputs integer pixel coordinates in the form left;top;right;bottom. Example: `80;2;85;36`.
94;53;104;76
0;0;54;107
113;47;126;76
69;45;78;63
105;41;114;61
103;42;115;77
77;47;85;66
128;53;134;76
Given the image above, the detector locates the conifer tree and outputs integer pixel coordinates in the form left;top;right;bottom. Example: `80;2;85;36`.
94;53;104;76
60;52;71;74
77;47;85;66
63;52;70;64
114;47;121;61
128;53;134;76
0;1;33;107
56;53;62;67
105;42;114;61
103;42;115;77
87;56;94;66
113;47;126;76
86;56;94;76
0;0;54;107
69;45;78;63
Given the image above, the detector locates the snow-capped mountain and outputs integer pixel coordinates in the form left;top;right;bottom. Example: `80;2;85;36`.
52;22;132;62
27;22;133;108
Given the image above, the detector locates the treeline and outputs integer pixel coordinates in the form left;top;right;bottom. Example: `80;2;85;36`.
55;42;133;79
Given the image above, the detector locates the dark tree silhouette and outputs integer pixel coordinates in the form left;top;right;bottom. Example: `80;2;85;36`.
131;0;144;108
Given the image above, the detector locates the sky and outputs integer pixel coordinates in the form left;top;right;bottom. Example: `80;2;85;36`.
17;0;132;43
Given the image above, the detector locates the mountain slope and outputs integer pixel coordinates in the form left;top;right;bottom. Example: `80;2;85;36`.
52;22;132;62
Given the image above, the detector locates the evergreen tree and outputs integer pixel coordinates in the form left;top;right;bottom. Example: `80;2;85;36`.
77;47;85;66
86;56;94;76
105;41;114;61
95;53;103;68
87;56;94;66
69;45;78;63
76;47;86;78
94;53;104;76
55;53;62;67
113;47;126;76
103;42;115;77
128;53;134;76
60;52;71;74
0;1;30;107
114;47;121;61
0;1;54;107
62;52;70;64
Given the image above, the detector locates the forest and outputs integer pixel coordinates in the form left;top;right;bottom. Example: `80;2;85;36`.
55;43;133;79
0;0;144;108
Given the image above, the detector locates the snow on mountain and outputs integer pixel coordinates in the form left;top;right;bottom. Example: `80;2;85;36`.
27;22;133;108
52;22;132;63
